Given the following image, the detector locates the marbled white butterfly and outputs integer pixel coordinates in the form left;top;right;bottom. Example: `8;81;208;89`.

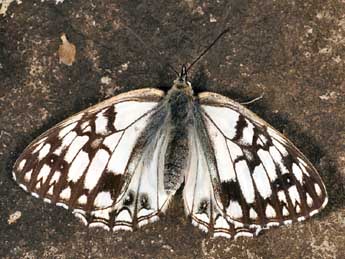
12;28;328;238
13;64;328;239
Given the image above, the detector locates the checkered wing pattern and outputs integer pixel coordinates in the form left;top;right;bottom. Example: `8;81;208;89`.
183;92;328;239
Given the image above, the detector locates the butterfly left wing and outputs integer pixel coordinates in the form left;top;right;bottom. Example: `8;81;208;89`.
13;88;173;231
184;91;328;239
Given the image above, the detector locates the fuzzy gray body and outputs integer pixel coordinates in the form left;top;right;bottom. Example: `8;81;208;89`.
162;87;195;192
139;83;196;193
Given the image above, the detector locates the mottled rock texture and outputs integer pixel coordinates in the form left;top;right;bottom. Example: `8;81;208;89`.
1;1;345;258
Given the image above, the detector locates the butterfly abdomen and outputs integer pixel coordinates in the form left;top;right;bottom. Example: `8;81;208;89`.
163;89;194;192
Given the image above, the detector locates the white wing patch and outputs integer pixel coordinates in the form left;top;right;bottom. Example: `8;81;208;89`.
113;101;158;130
202;105;239;139
84;149;110;190
107;113;151;175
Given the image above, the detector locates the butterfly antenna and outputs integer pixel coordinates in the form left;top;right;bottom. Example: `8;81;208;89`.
122;25;179;77
186;28;230;73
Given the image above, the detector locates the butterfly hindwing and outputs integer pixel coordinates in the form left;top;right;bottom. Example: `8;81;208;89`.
183;91;328;238
13;88;173;230
184;122;259;238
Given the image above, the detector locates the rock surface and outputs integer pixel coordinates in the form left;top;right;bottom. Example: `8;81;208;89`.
1;1;345;258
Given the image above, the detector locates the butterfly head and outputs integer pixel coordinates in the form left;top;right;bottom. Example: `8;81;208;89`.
173;65;192;90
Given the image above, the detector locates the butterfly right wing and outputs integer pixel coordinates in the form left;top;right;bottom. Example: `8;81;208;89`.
13;88;172;231
184;92;328;239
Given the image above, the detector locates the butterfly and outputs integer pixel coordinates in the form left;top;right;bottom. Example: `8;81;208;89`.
12;64;328;239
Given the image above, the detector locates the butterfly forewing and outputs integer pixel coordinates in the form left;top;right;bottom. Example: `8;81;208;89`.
13;88;174;230
182;91;328;238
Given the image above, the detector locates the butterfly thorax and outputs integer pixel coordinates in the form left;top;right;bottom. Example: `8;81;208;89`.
171;76;193;96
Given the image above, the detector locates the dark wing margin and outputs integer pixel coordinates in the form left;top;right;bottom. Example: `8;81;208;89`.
183;91;327;239
13;88;173;231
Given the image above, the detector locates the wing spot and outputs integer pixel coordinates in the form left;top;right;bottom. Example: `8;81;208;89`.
19;183;28;191
47;154;59;166
265;203;276;218
140;193;150;209
17;159;27;171
278;190;287;205
240;119;255;145
296;204;301;213
257;149;277;181
314;184;322;196
115;209;132;223
56;202;68;209
198;200;209;213
288;185;301;206
227;200;243;219
37;164;51;184
59;162;67;171
273;174;294;191
113;101;157;130
60;187;71;200
282;206;289;216
103;132;122;151
94;191;113;208
95;110;110;135
227;140;243;161
38;144;51;160
292;163;303;183
68;150;89;182
47;185;54;195
306;193;313;207
124;191;135;206
78;194;87;205
24;170;33;182
235;160;255;204
249;208;258;219
202;105;240;139
84;149;110;190
214;215;230;230
91;209;111;221
252;164;272;199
